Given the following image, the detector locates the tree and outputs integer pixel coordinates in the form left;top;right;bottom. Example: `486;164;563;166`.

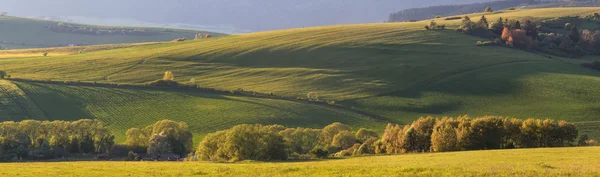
521;20;538;39
431;124;458;152
501;27;512;42
569;26;580;43
0;71;7;79
196;124;287;162
147;132;172;155
318;122;351;147
514;21;521;30
410;117;436;152
279;127;321;154
381;123;406;154
163;71;174;81
489;17;504;35
477;15;489;29
401;127;419;152
355;128;378;143
484;7;493;12
331;131;357;150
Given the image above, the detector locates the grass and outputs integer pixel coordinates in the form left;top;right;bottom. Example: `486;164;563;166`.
0;147;597;176
8;81;384;143
0;15;227;49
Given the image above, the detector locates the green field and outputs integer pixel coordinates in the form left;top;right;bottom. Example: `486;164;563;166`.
0;16;226;49
1;8;600;142
0;147;597;176
0;81;384;143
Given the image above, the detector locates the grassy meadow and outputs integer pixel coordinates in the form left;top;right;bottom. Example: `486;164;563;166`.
0;147;598;176
0;16;226;49
4;81;384;143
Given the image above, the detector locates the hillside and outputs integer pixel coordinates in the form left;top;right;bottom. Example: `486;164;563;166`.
1;8;600;140
1;147;599;176
0;16;226;49
389;0;600;22
1;81;383;143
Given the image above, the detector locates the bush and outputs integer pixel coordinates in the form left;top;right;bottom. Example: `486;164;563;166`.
0;71;6;79
310;148;329;159
578;135;590;146
146;79;180;87
508;7;516;10
306;92;319;101
172;38;185;42
444;17;462;21
476;40;502;46
334;143;360;157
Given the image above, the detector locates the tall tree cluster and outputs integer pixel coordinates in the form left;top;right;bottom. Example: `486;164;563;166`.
381;116;578;153
124;120;193;156
0;119;114;161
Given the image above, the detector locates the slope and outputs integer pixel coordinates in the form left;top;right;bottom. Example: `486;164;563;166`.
9;81;384;143
1;8;600;137
0;80;47;120
0;15;226;49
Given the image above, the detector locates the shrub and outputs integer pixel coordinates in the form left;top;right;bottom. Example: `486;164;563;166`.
146;79;180;87
578;135;590;146
564;23;573;31
172;38;185;42
476;40;502;46
334;143;360;157
43;52;48;57
435;16;441;19
582;60;600;71
354;137;378;155
127;151;136;161
310;148;329;159
588;140;598;146
444;17;462;21
0;70;6;79
508;7;516;10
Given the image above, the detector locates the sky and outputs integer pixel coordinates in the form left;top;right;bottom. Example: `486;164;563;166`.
0;0;490;32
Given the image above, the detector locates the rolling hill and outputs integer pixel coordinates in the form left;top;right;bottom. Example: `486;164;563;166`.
1;8;600;142
0;15;227;49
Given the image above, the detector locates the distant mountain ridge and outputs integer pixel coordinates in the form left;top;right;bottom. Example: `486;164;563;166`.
389;0;600;22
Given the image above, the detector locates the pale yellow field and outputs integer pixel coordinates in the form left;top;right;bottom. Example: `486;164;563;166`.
1;147;598;177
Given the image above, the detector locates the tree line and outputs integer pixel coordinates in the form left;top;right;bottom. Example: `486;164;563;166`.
0;117;589;162
195;116;587;162
0;119;114;161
